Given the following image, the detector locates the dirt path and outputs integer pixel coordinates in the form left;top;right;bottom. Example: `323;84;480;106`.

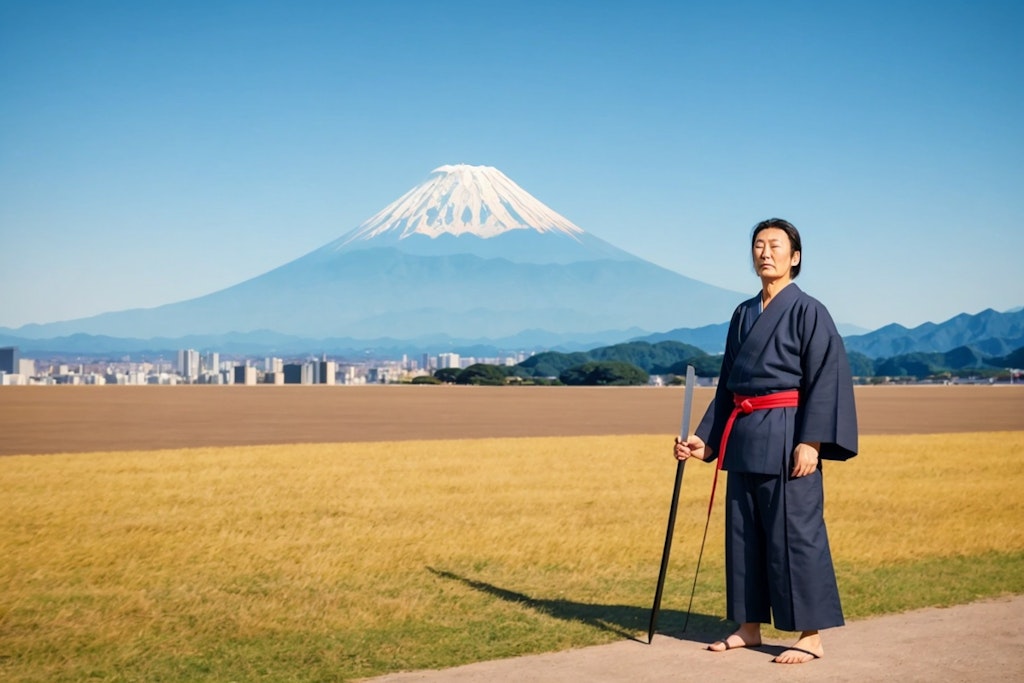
362;595;1024;682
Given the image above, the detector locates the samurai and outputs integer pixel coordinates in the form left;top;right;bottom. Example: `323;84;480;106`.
673;217;858;664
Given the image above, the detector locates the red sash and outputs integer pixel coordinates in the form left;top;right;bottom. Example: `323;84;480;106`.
706;389;800;514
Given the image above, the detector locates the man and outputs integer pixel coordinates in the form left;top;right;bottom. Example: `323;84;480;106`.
674;218;858;664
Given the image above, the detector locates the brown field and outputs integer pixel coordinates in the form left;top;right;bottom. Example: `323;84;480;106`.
2;384;1022;456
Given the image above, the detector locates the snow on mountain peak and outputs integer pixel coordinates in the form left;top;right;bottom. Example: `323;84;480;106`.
340;164;585;244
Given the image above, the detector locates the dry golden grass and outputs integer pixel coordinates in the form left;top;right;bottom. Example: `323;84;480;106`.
828;432;1024;562
1;432;1022;681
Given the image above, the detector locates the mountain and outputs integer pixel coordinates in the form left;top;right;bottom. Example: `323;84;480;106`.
843;308;1024;358
871;346;992;378
515;340;714;378
628;322;731;354
0;328;649;358
8;165;745;346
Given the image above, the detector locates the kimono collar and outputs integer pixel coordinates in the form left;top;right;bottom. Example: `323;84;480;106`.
761;279;797;312
729;283;804;387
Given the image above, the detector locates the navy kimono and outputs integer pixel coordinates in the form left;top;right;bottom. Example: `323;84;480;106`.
695;283;858;632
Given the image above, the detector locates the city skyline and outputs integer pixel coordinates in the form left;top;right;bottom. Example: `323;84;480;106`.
1;1;1021;333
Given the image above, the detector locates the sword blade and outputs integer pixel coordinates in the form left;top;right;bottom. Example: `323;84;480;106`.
647;364;696;643
680;364;695;438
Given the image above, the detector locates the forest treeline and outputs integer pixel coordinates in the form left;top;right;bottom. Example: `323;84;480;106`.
418;341;1024;386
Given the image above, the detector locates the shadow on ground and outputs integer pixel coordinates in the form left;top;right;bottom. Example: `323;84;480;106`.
428;568;731;645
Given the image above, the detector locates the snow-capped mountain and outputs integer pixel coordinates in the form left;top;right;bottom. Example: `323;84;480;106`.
320;164;639;265
340;164;584;242
13;165;746;346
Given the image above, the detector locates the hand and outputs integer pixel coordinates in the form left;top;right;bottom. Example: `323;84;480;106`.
791;442;820;477
674;434;710;462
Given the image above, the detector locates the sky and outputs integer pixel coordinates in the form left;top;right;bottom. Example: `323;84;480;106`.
1;0;1021;333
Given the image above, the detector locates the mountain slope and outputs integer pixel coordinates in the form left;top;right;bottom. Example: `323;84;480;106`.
15;248;740;339
8;164;747;344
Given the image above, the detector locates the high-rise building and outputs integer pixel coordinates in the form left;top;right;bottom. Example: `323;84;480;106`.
302;362;317;385
233;365;257;385
178;349;200;381
283;363;304;384
18;358;36;377
438;352;460;369
318;360;336;385
203;352;220;374
0;347;17;374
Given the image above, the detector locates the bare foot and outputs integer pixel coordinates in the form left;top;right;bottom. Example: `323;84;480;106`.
773;631;824;664
707;623;762;652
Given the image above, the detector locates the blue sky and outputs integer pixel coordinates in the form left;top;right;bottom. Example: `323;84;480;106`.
1;0;1021;332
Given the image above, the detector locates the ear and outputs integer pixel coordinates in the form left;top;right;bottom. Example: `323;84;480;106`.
792;250;801;266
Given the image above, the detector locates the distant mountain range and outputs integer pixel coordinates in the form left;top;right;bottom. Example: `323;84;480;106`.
0;328;647;358
629;307;1024;359
517;309;1024;381
2;306;1021;367
842;308;1024;358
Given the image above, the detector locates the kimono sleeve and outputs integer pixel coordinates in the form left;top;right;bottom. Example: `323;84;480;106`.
797;300;859;460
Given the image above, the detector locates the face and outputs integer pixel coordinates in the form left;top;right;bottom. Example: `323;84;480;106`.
752;227;800;281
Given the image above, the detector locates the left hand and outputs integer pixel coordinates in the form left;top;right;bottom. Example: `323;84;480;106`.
791;442;820;478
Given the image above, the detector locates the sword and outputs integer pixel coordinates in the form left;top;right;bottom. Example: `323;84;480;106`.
647;364;695;644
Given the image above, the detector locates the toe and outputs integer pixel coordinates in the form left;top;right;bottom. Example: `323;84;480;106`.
706;640;728;652
773;647;820;664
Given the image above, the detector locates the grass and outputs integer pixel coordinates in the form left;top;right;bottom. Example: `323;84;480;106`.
1;432;1022;681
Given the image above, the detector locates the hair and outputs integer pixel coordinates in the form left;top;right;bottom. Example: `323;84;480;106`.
750;217;802;278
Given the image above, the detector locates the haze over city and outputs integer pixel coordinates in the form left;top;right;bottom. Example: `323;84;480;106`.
1;1;1021;333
